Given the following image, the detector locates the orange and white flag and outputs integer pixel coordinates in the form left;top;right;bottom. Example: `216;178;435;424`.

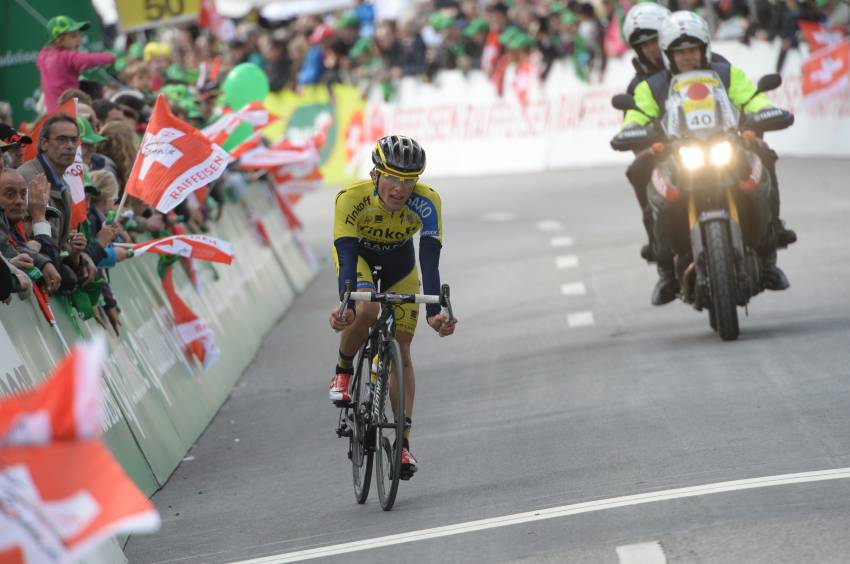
61;100;87;230
802;40;850;101
0;337;160;563
125;96;231;213
0;338;104;445
131;234;234;264
160;268;220;370
202;102;278;146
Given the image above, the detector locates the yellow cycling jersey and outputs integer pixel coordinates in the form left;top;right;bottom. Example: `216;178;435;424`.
333;179;443;254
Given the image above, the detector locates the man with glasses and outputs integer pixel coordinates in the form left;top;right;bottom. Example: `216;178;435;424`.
19;114;80;245
328;135;457;479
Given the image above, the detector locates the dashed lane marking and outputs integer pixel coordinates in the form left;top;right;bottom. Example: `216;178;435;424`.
560;282;587;296
616;541;667;564
536;220;563;232
567;311;595;328
549;236;574;248
482;212;517;222
226;467;850;563
556;255;579;269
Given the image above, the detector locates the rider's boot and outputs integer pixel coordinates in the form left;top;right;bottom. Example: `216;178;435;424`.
761;250;790;291
400;433;418;480
640;206;656;262
651;259;679;306
774;219;797;248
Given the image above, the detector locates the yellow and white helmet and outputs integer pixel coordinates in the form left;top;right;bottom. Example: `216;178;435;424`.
660;11;712;72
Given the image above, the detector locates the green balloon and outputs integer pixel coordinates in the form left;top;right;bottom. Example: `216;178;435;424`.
222;63;270;110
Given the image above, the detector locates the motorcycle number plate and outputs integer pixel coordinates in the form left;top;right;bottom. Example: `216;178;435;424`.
685;107;716;130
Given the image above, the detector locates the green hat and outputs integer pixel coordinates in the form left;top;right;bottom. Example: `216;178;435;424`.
561;10;578;25
128;42;145;60
46;15;90;44
83;169;100;196
77;117;106;145
549;2;567;14
349;37;372;57
499;26;521;45
429;13;456;31
335;12;360;29
507;33;535;50
463;17;490;37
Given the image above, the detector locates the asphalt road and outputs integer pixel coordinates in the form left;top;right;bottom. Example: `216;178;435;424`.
124;157;850;564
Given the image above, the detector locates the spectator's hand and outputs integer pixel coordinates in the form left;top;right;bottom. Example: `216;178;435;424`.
27;173;50;222
115;246;132;262
97;224;116;246
12;269;31;299
79;253;97;285
41;262;62;294
68;232;87;254
188;208;205;232
427;313;457;337
107;306;122;336
10;253;34;271
25;240;42;253
329;307;355;332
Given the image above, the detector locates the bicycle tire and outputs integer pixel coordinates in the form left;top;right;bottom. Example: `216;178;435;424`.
374;338;404;511
350;347;373;504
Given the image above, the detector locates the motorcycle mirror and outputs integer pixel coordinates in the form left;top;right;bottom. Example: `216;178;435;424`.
611;94;637;112
756;74;782;94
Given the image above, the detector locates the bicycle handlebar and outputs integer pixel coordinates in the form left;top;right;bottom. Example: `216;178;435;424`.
341;282;456;323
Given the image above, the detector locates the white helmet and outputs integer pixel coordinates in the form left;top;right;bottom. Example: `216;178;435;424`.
659;11;712;71
623;4;671;48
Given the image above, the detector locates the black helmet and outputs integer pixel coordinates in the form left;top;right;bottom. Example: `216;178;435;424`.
371;135;426;178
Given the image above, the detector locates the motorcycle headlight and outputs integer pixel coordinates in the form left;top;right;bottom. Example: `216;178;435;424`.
678;145;705;170
709;141;733;166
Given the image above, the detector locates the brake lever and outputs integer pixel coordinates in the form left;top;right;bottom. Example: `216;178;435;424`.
440;284;455;323
337;280;353;320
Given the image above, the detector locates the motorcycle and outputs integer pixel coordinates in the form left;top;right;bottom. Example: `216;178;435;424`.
610;70;793;341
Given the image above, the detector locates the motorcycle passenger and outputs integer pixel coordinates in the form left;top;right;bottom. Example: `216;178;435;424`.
621;11;791;305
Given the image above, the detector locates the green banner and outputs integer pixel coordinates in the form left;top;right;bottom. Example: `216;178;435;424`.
0;0;104;125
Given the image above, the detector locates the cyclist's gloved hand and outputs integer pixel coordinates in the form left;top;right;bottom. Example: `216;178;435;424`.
329;307;355;332
427;313;457;337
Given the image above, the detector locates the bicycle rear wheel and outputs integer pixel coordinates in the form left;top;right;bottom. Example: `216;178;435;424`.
374;339;404;511
350;347;373;504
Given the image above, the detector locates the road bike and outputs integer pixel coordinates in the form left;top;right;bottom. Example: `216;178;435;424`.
336;276;454;510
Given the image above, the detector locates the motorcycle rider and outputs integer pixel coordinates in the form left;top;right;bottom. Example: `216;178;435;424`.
619;11;791;305
621;3;739;262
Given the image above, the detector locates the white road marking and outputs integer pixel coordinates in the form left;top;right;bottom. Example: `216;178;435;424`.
560;282;587;296
556;255;579;269
616;541;667;564
549;236;574;248
567;311;595;328
536;220;563;232
482;212;517;222
226;467;850;564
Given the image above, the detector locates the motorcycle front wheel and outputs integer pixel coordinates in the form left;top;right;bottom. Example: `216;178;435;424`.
704;221;740;341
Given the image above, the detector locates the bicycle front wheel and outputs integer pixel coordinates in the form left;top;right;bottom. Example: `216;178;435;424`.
374;339;404;511
350;347;373;504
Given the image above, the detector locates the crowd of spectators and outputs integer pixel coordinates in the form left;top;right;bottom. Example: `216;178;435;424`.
1;0;849;314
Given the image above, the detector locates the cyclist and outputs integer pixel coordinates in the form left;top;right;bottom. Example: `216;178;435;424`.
619;11;792;304
328;135;457;479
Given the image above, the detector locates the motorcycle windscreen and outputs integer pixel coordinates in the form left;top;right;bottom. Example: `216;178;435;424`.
662;70;739;140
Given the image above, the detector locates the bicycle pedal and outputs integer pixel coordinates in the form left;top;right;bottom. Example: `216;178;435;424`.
333;399;351;408
399;465;417;481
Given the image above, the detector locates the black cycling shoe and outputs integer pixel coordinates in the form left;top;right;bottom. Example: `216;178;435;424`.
651;265;679;306
640;243;656;263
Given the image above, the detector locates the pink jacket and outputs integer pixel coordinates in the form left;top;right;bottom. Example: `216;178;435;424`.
37;47;116;113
